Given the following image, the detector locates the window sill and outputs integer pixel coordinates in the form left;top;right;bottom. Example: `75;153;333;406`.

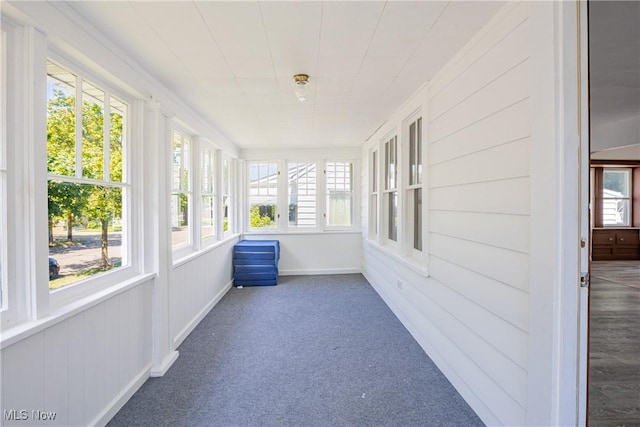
244;229;361;236
0;272;155;349
172;233;240;268
364;239;429;278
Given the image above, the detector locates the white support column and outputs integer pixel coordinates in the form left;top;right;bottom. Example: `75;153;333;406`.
144;100;178;376
528;1;584;425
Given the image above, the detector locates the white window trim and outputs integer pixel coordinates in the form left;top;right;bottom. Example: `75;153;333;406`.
0;27;7;312
403;111;424;261
221;155;236;238
199;141;217;246
45;56;138;309
244;158;359;234
286;160;319;231
324;159;358;231
369;148;379;241
170;127;194;259
246;160;281;232
602;167;632;227
382;133;399;248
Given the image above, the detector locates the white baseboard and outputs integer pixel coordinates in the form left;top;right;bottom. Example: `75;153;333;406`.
92;363;151;427
150;350;179;377
279;268;361;276
172;279;233;348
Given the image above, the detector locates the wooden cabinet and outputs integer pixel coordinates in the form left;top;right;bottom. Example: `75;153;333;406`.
592;228;640;260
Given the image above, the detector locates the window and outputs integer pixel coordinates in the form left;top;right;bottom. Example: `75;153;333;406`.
46;60;128;290
602;168;632;226
407;117;422;251
222;157;232;234
384;135;398;242
171;130;191;248
200;145;215;241
248;162;278;228
288;162;317;227
369;149;378;239
0;29;6;307
325;161;354;227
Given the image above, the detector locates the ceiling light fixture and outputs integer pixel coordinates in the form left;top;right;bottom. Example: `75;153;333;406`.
293;74;310;102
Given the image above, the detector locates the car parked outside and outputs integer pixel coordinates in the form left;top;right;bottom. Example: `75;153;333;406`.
49;257;60;280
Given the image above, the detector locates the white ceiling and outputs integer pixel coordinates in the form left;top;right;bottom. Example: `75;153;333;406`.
65;1;504;150
589;1;640;159
589;0;640;126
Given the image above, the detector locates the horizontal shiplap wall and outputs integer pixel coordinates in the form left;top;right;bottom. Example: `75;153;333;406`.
0;281;153;427
362;2;531;426
430;1;532;422
170;237;238;347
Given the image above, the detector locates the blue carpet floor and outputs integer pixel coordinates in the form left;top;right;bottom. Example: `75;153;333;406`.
107;274;483;426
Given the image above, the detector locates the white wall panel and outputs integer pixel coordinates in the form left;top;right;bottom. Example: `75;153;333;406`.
363;245;525;426
0;281;153;427
429;61;529;143
361;2;533;425
430;234;529;292
43;322;69;427
430;177;530;215
429;257;528;331
244;233;361;275
430;211;529;253
170;238;238;347
430;138;530;188
430;99;530;165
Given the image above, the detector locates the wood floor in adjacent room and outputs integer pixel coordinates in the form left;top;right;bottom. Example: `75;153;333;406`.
589;261;640;427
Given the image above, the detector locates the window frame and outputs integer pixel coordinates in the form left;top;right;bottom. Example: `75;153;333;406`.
45;57;134;301
404;113;423;257
199;141;216;244
247;161;280;231
369;148;379;241
0;27;7;311
382;134;399;247
222;155;235;237
324;160;356;229
170;127;193;254
287;160;318;229
601;167;633;227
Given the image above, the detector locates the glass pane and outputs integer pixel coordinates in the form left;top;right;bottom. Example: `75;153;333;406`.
409;122;416;185
171;192;190;247
182;139;190;191
201;195;215;240
385;137;397;190
249;162;278;228
110;97;126;183
414;188;422;251
326;161;353;227
47;69;77;177
288;162;316;227
0;173;5;306
603;169;630;197
223;159;231;232
603;169;631;226
388;191;397;241
417;118;423;184
172;132;183;191
327;192;352;227
603;198;630;226
82;80;105;180
372;151;377;192
201;147;214;193
48;181;124;290
370;194;377;236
